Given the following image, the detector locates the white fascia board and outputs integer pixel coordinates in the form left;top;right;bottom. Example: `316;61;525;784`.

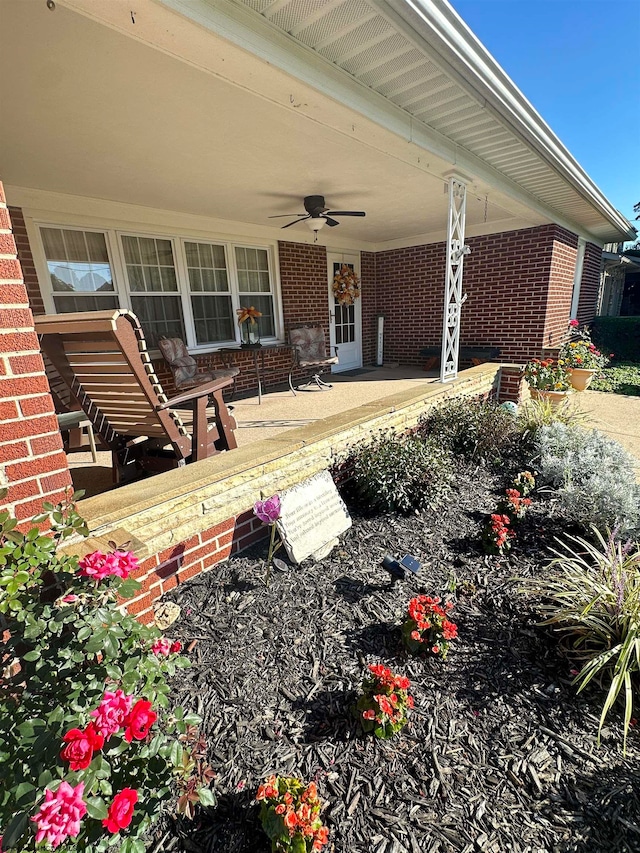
379;0;636;240
149;0;612;243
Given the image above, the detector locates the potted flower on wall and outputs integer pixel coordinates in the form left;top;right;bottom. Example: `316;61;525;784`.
523;357;573;405
559;319;610;391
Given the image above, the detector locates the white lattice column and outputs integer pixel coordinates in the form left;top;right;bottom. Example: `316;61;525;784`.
440;176;470;382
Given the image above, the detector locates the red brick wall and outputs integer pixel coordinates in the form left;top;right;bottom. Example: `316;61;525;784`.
360;251;378;365
374;224;580;366
278;241;328;334
576;242;602;326
9;207;45;316
0;184;73;525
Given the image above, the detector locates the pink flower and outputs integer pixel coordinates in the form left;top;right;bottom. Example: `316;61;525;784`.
151;638;172;657
170;641;182;654
32;781;87;849
103;789;138;833
253;495;281;525
62;594;78;603
90;689;133;739
569;318;579;328
113;550;138;578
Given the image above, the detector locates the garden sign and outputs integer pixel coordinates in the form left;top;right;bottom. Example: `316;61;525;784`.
276;470;352;563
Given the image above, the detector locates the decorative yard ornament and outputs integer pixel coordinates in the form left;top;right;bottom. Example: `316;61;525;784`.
500;400;518;416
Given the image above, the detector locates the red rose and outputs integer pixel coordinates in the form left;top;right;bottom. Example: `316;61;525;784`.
60;723;105;771
102;789;138;833
123;699;157;743
169;641;182;654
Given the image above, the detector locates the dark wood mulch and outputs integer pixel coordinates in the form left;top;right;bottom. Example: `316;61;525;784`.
152;467;639;853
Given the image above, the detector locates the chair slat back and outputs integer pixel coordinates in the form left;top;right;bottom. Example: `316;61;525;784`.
36;311;190;453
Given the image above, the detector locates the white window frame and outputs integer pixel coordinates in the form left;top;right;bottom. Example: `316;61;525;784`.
31;219;284;351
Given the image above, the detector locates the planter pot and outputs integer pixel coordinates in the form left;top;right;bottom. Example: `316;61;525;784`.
528;387;572;407
568;367;596;391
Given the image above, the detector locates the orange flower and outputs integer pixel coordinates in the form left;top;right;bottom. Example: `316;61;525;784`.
236;305;262;324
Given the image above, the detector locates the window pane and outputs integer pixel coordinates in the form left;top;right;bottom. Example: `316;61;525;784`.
235;246;271;292
237;294;274;337
130;296;184;347
191;295;234;344
123;236;178;293
41;228;114;295
186;241;229;293
54;294;119;313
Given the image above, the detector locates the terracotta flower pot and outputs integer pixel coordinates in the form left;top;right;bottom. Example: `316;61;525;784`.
568;367;596;391
528;387;572;407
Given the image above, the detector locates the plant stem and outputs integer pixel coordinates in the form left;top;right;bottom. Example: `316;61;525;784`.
265;523;278;588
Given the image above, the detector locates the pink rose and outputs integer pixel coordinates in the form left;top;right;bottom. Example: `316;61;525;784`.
151;638;172;657
78;551;121;581
60;723;104;770
90;689;133;740
569;318;579;328
32;781;87;849
113;550;138;578
123;699;157;743
102;789;138;833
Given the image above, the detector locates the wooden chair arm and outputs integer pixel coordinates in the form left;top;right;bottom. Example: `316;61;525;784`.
158;376;233;410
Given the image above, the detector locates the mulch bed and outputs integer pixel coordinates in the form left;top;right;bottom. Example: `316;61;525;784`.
152;466;639;853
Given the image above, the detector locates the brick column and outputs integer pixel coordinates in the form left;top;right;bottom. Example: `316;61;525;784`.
0;181;73;525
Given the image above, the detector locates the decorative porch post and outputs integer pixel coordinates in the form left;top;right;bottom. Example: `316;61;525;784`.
440;176;469;382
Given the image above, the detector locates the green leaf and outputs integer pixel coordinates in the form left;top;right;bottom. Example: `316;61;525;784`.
2;810;29;850
118;577;142;599
22;649;41;662
14;781;36;806
86;796;109;820
168;740;183;767
197;786;217;808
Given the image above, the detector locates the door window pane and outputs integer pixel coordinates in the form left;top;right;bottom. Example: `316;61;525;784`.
40;227;114;295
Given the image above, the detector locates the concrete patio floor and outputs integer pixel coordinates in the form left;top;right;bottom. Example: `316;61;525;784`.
64;369;640;498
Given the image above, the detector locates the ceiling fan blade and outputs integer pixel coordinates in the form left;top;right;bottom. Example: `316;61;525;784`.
324;216;340;227
268;213;305;218
326;210;366;217
280;217;308;229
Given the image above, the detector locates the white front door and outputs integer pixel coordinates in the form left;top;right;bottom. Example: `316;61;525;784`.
327;252;362;373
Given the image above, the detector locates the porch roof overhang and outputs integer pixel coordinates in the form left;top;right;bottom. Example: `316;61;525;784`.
0;0;634;248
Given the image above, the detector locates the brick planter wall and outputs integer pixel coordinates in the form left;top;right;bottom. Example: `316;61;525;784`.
0;184;73;525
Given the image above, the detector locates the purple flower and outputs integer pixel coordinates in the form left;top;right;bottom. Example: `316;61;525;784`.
253;495;281;525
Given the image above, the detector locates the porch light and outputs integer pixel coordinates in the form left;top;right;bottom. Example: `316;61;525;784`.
306;216;326;242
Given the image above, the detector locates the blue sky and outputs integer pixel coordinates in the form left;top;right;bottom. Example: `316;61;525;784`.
450;0;640;232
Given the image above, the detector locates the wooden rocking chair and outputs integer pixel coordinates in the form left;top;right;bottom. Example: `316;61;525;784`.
36;310;237;484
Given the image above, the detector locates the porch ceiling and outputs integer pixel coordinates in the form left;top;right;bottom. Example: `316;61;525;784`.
0;0;628;246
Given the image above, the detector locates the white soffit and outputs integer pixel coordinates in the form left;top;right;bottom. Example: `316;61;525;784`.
226;0;634;241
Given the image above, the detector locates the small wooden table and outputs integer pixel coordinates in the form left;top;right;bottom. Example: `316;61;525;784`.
219;343;297;404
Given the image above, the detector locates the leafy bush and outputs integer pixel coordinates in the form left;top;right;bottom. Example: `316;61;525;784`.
534;423;640;532
418;397;519;466
521;528;640;753
347;432;453;514
0;494;212;852
592;316;640;363
590;362;640;397
355;664;413;739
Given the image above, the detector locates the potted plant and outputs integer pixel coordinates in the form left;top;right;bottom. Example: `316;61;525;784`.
523;357;573;405
559;320;610;391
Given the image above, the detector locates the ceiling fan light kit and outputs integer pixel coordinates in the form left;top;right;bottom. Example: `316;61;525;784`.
269;195;365;241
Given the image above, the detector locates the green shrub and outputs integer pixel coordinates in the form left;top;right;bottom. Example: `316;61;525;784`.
521;528;640;753
534;423;640;533
590;362;640;396
0;493;212;852
591;316;640;363
348;432;453;514
418;397;519;466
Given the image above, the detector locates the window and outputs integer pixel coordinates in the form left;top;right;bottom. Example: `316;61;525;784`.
121;235;184;347
185;241;234;345
38;226;280;348
235;246;275;337
40;227;118;313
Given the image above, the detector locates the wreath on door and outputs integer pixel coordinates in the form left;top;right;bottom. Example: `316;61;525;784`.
332;264;361;305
